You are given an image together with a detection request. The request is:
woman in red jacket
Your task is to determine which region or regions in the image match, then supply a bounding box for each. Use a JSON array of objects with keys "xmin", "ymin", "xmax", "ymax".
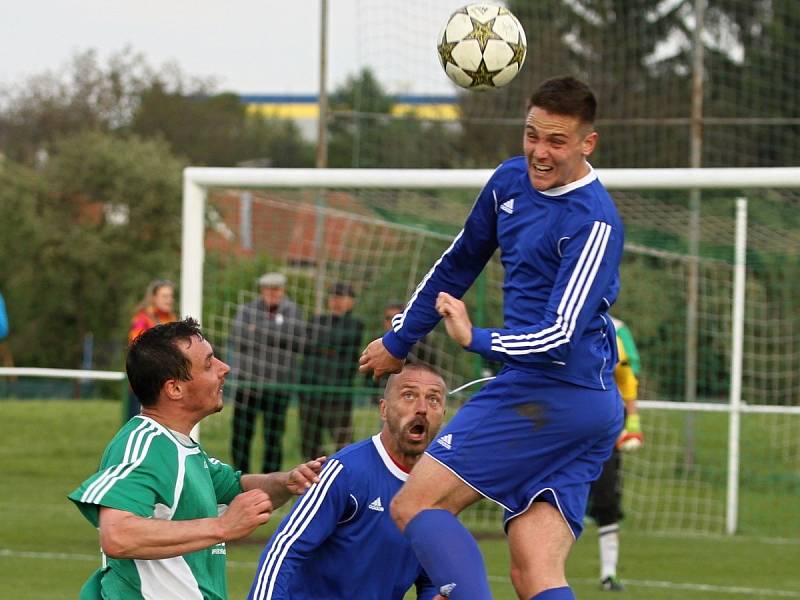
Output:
[
  {"xmin": 126, "ymin": 280, "xmax": 177, "ymax": 419},
  {"xmin": 128, "ymin": 279, "xmax": 177, "ymax": 344}
]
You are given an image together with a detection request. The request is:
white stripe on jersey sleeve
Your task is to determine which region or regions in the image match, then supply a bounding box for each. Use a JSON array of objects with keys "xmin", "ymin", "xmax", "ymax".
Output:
[
  {"xmin": 251, "ymin": 459, "xmax": 345, "ymax": 599},
  {"xmin": 490, "ymin": 221, "xmax": 611, "ymax": 355},
  {"xmin": 81, "ymin": 420, "xmax": 161, "ymax": 505}
]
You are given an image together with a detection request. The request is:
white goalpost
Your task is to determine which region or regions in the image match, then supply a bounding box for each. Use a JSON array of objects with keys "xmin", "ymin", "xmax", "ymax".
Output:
[{"xmin": 182, "ymin": 166, "xmax": 800, "ymax": 538}]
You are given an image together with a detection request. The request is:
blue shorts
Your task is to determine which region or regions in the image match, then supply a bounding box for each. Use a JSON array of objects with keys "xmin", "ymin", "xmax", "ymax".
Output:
[{"xmin": 426, "ymin": 368, "xmax": 623, "ymax": 538}]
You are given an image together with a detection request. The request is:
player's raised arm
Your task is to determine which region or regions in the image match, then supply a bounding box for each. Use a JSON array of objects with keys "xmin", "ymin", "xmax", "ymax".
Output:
[{"xmin": 363, "ymin": 175, "xmax": 501, "ymax": 378}]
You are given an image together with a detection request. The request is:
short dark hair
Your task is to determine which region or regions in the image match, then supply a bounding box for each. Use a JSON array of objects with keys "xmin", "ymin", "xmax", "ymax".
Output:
[
  {"xmin": 527, "ymin": 76, "xmax": 597, "ymax": 125},
  {"xmin": 384, "ymin": 362, "xmax": 447, "ymax": 398},
  {"xmin": 384, "ymin": 300, "xmax": 404, "ymax": 311},
  {"xmin": 126, "ymin": 317, "xmax": 203, "ymax": 407}
]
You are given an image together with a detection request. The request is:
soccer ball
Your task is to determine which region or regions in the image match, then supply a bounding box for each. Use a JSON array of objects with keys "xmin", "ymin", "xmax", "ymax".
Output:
[{"xmin": 437, "ymin": 4, "xmax": 527, "ymax": 91}]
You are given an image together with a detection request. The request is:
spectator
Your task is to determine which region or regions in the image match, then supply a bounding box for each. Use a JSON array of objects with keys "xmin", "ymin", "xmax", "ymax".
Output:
[
  {"xmin": 230, "ymin": 272, "xmax": 305, "ymax": 473},
  {"xmin": 299, "ymin": 282, "xmax": 364, "ymax": 459},
  {"xmin": 126, "ymin": 279, "xmax": 177, "ymax": 419},
  {"xmin": 0, "ymin": 290, "xmax": 13, "ymax": 370}
]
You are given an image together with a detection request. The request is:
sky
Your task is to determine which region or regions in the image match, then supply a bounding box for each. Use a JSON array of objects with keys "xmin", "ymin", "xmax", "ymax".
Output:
[{"xmin": 0, "ymin": 0, "xmax": 469, "ymax": 96}]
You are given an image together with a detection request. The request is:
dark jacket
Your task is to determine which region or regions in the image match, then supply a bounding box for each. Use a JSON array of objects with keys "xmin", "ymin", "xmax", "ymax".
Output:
[{"xmin": 231, "ymin": 296, "xmax": 305, "ymax": 386}]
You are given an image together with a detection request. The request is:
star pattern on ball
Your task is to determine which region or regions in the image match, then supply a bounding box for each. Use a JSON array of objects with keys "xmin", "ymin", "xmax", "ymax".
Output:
[
  {"xmin": 463, "ymin": 60, "xmax": 502, "ymax": 89},
  {"xmin": 465, "ymin": 17, "xmax": 501, "ymax": 51},
  {"xmin": 437, "ymin": 39, "xmax": 459, "ymax": 67},
  {"xmin": 509, "ymin": 39, "xmax": 526, "ymax": 67}
]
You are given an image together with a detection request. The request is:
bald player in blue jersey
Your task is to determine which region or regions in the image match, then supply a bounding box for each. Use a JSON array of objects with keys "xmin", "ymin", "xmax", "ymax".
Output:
[
  {"xmin": 248, "ymin": 363, "xmax": 448, "ymax": 600},
  {"xmin": 360, "ymin": 76, "xmax": 625, "ymax": 600}
]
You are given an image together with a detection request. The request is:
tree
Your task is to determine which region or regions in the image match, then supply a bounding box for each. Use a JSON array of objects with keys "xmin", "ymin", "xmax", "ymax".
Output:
[
  {"xmin": 0, "ymin": 132, "xmax": 184, "ymax": 368},
  {"xmin": 131, "ymin": 85, "xmax": 314, "ymax": 167},
  {"xmin": 0, "ymin": 48, "xmax": 199, "ymax": 165},
  {"xmin": 705, "ymin": 0, "xmax": 800, "ymax": 166},
  {"xmin": 327, "ymin": 68, "xmax": 457, "ymax": 168},
  {"xmin": 0, "ymin": 47, "xmax": 314, "ymax": 169}
]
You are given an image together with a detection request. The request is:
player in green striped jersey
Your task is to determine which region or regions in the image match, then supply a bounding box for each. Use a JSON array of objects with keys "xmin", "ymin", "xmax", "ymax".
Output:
[{"xmin": 69, "ymin": 318, "xmax": 324, "ymax": 600}]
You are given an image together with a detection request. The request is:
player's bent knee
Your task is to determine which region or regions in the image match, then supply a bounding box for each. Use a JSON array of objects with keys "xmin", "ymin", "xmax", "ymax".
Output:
[{"xmin": 509, "ymin": 564, "xmax": 525, "ymax": 597}]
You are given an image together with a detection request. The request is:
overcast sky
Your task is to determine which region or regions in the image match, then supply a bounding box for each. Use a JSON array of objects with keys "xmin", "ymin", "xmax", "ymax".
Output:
[{"xmin": 1, "ymin": 0, "xmax": 469, "ymax": 96}]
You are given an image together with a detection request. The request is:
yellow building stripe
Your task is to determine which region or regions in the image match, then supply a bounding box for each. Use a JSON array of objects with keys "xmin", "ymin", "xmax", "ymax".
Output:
[{"xmin": 246, "ymin": 102, "xmax": 460, "ymax": 121}]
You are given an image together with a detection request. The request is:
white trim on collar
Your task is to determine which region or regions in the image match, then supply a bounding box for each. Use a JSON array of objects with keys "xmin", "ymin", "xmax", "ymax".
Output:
[
  {"xmin": 136, "ymin": 415, "xmax": 198, "ymax": 449},
  {"xmin": 539, "ymin": 163, "xmax": 597, "ymax": 197},
  {"xmin": 371, "ymin": 433, "xmax": 409, "ymax": 481}
]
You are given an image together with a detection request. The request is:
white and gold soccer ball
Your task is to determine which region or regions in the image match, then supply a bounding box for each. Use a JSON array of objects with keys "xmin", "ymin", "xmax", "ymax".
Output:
[{"xmin": 437, "ymin": 3, "xmax": 527, "ymax": 91}]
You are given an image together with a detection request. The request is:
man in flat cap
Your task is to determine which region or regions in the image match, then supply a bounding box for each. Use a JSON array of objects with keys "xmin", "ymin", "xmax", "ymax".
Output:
[
  {"xmin": 230, "ymin": 272, "xmax": 306, "ymax": 473},
  {"xmin": 299, "ymin": 282, "xmax": 365, "ymax": 459}
]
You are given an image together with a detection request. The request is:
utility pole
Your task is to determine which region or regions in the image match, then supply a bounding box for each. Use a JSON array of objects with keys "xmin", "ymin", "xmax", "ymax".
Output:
[
  {"xmin": 316, "ymin": 0, "xmax": 329, "ymax": 169},
  {"xmin": 314, "ymin": 0, "xmax": 330, "ymax": 314},
  {"xmin": 684, "ymin": 0, "xmax": 706, "ymax": 471}
]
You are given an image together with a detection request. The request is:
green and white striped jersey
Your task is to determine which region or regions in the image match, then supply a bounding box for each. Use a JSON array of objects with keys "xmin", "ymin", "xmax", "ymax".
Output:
[{"xmin": 69, "ymin": 416, "xmax": 242, "ymax": 600}]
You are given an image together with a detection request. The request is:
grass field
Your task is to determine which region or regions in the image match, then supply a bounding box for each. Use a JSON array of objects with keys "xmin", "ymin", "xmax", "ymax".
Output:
[{"xmin": 1, "ymin": 399, "xmax": 799, "ymax": 599}]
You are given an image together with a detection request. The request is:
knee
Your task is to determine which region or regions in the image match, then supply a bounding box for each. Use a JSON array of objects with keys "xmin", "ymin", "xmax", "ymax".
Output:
[
  {"xmin": 509, "ymin": 562, "xmax": 566, "ymax": 598},
  {"xmin": 509, "ymin": 564, "xmax": 526, "ymax": 597}
]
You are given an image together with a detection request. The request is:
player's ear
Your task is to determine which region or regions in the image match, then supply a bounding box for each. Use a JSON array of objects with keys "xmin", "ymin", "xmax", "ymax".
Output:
[
  {"xmin": 379, "ymin": 398, "xmax": 387, "ymax": 422},
  {"xmin": 582, "ymin": 130, "xmax": 598, "ymax": 157},
  {"xmin": 163, "ymin": 378, "xmax": 182, "ymax": 401}
]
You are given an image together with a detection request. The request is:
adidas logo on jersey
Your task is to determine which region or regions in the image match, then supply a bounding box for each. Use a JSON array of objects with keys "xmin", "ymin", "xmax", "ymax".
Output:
[
  {"xmin": 368, "ymin": 497, "xmax": 384, "ymax": 512},
  {"xmin": 436, "ymin": 434, "xmax": 452, "ymax": 450},
  {"xmin": 500, "ymin": 198, "xmax": 515, "ymax": 214}
]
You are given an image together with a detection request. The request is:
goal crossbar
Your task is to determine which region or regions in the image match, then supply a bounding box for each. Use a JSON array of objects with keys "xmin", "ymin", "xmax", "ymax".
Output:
[{"xmin": 184, "ymin": 166, "xmax": 800, "ymax": 190}]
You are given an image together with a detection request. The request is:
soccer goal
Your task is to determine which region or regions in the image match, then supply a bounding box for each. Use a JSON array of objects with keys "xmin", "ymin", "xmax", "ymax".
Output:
[{"xmin": 182, "ymin": 166, "xmax": 800, "ymax": 539}]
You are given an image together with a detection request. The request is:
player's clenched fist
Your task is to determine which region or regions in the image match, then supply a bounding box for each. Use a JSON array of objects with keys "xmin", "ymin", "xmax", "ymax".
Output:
[
  {"xmin": 219, "ymin": 489, "xmax": 273, "ymax": 541},
  {"xmin": 359, "ymin": 337, "xmax": 404, "ymax": 381},
  {"xmin": 435, "ymin": 292, "xmax": 473, "ymax": 347}
]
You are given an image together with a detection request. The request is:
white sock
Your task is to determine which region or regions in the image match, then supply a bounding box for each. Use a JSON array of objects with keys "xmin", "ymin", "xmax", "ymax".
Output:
[{"xmin": 598, "ymin": 523, "xmax": 620, "ymax": 579}]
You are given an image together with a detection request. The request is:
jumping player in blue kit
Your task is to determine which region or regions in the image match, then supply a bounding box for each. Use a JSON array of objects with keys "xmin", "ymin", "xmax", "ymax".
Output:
[{"xmin": 359, "ymin": 76, "xmax": 625, "ymax": 600}]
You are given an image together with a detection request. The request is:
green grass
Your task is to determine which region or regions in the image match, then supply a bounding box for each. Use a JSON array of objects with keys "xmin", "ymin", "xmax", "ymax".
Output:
[{"xmin": 1, "ymin": 399, "xmax": 799, "ymax": 599}]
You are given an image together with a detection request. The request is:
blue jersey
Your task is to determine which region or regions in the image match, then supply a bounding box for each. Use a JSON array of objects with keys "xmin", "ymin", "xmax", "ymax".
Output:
[
  {"xmin": 384, "ymin": 157, "xmax": 623, "ymax": 390},
  {"xmin": 0, "ymin": 292, "xmax": 8, "ymax": 340},
  {"xmin": 248, "ymin": 435, "xmax": 436, "ymax": 600}
]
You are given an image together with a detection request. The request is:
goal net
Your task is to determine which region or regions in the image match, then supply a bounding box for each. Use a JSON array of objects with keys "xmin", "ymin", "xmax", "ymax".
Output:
[{"xmin": 186, "ymin": 167, "xmax": 800, "ymax": 539}]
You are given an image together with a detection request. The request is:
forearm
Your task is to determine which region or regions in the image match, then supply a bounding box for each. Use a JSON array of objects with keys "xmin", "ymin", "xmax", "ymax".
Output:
[
  {"xmin": 466, "ymin": 325, "xmax": 567, "ymax": 365},
  {"xmin": 100, "ymin": 512, "xmax": 223, "ymax": 560},
  {"xmin": 241, "ymin": 473, "xmax": 292, "ymax": 508}
]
